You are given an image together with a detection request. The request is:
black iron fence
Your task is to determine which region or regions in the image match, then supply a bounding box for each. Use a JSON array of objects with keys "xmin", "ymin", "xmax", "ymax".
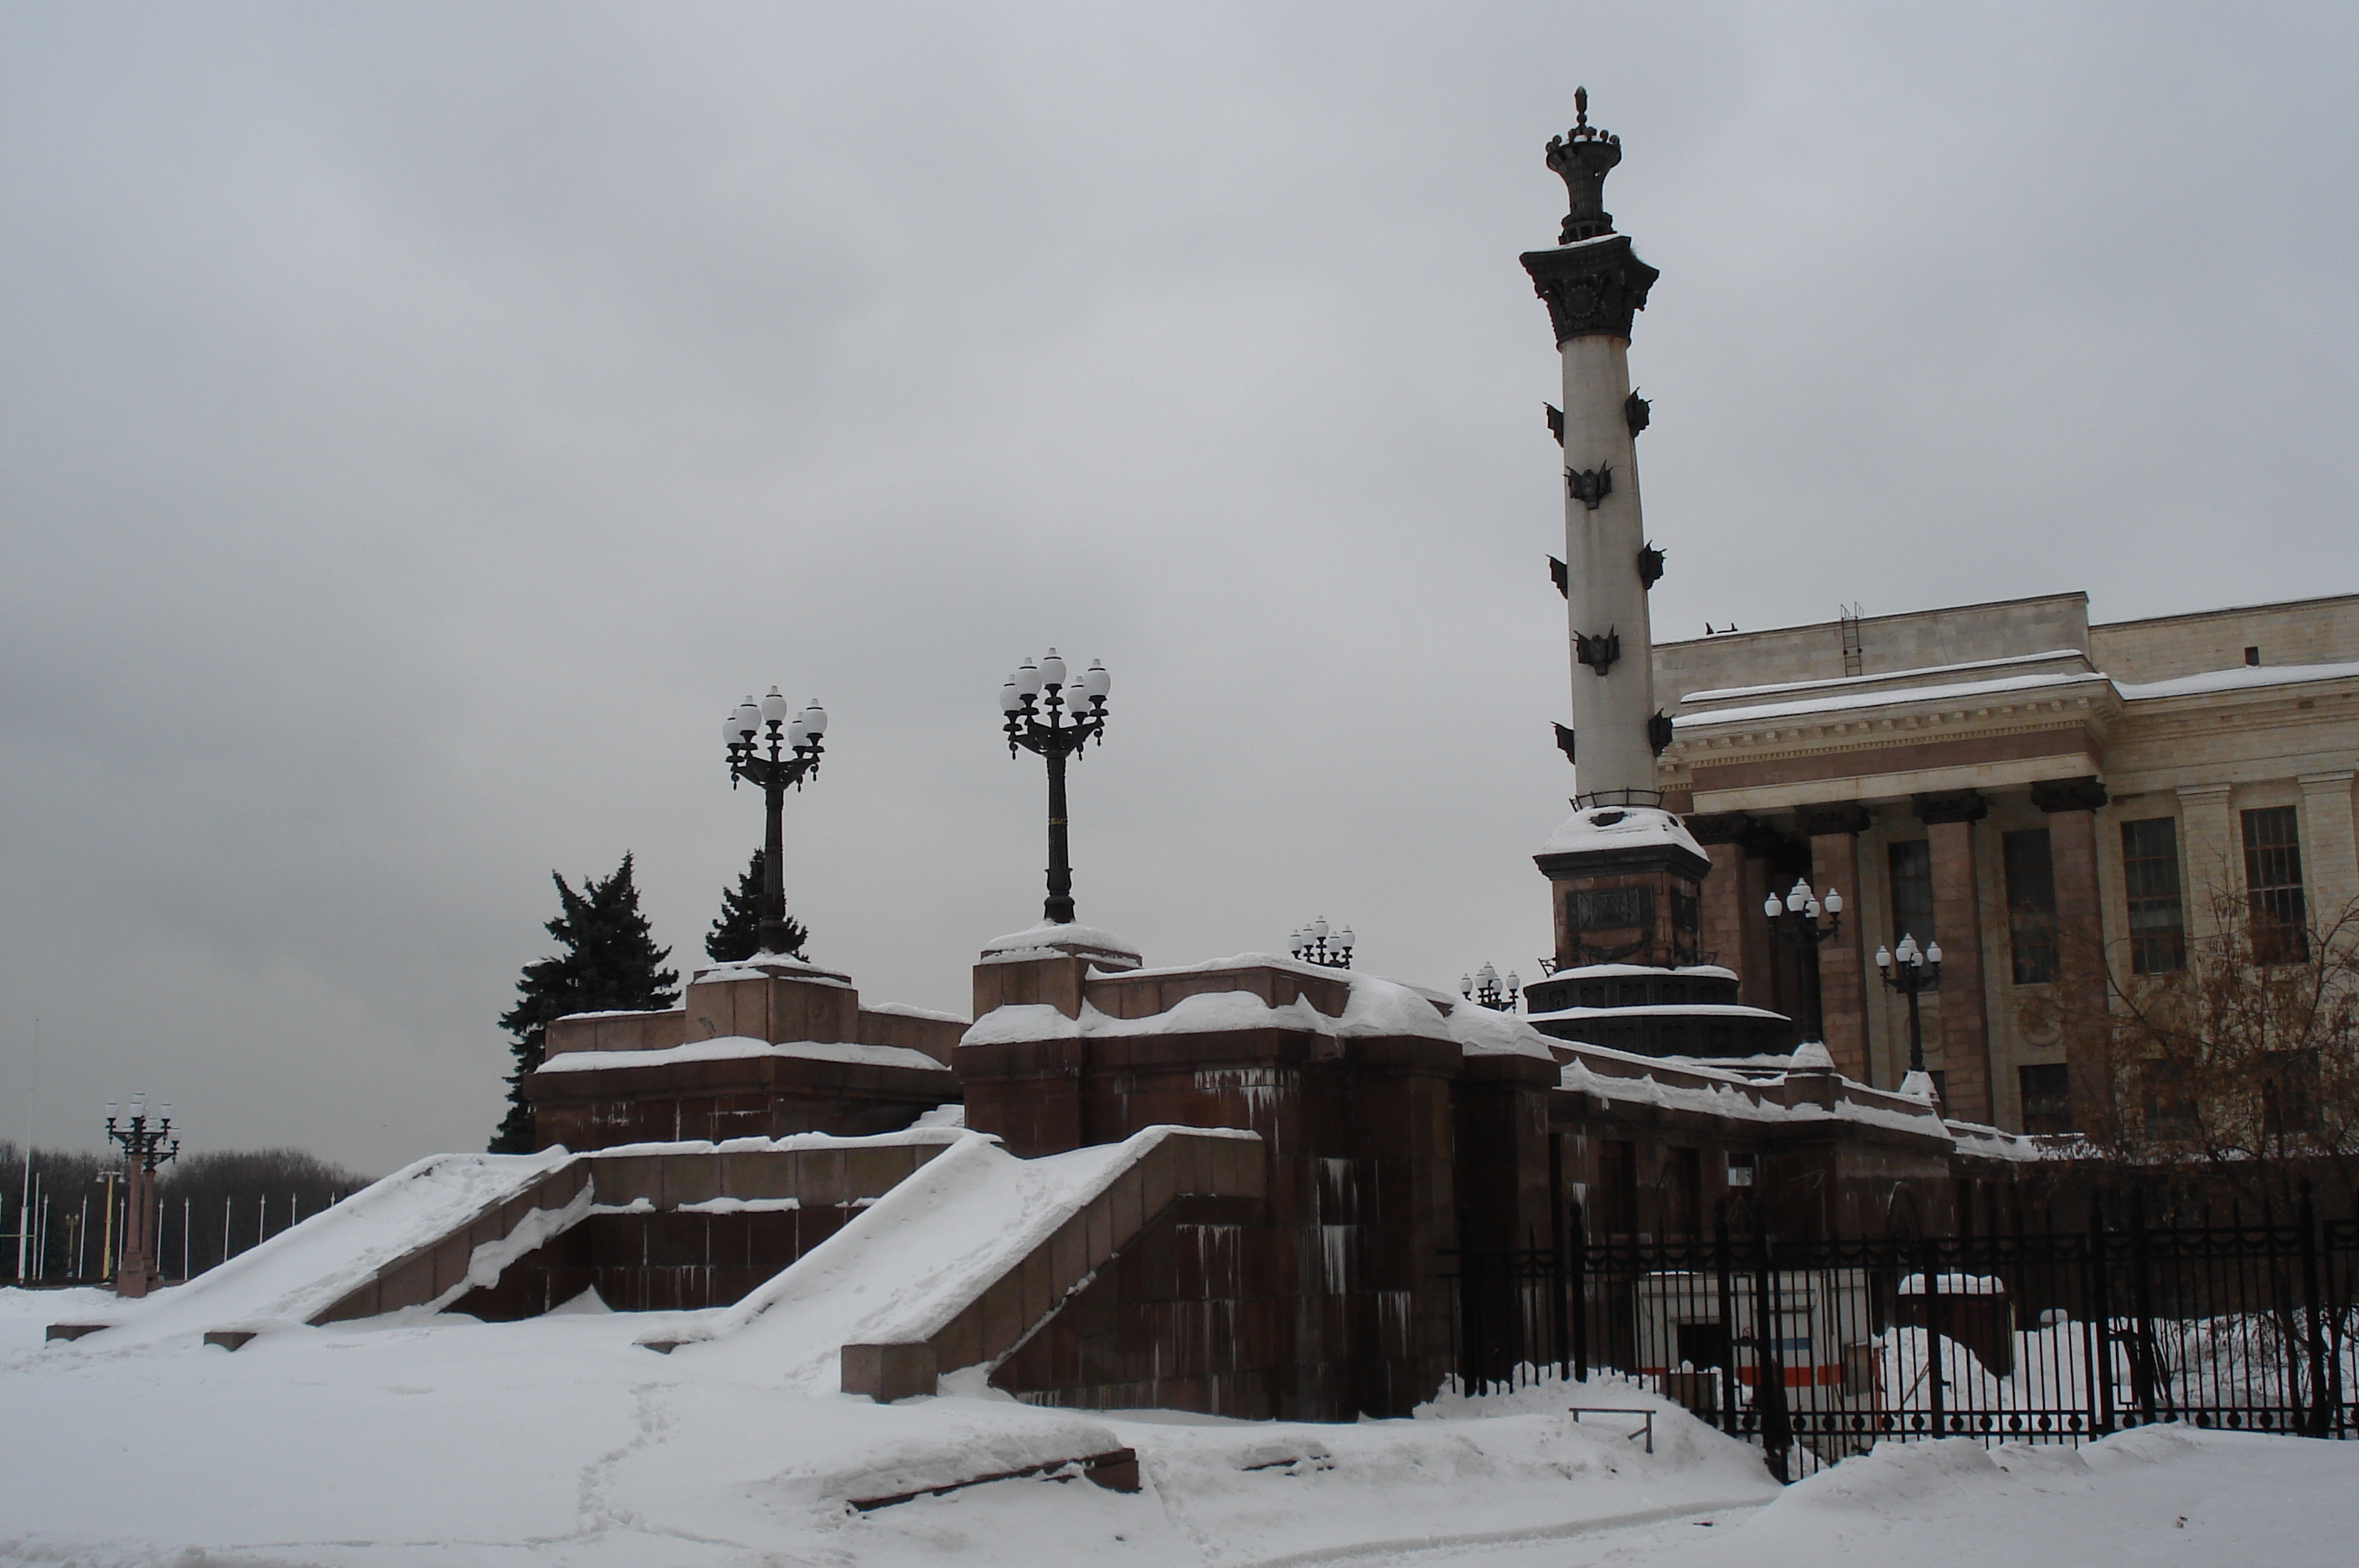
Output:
[{"xmin": 1444, "ymin": 1189, "xmax": 2359, "ymax": 1478}]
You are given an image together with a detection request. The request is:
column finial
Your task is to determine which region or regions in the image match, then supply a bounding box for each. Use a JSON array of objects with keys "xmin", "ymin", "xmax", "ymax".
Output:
[{"xmin": 1546, "ymin": 87, "xmax": 1623, "ymax": 245}]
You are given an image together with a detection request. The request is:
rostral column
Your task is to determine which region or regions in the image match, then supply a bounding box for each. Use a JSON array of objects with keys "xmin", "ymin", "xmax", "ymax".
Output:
[
  {"xmin": 1514, "ymin": 94, "xmax": 1779, "ymax": 1058},
  {"xmin": 1523, "ymin": 87, "xmax": 1663, "ymax": 802}
]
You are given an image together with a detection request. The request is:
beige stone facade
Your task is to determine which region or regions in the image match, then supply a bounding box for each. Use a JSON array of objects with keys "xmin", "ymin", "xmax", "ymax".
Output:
[{"xmin": 1653, "ymin": 591, "xmax": 2359, "ymax": 1131}]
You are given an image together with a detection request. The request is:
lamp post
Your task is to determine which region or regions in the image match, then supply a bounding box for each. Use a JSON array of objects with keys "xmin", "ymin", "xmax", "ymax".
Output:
[
  {"xmin": 724, "ymin": 687, "xmax": 828, "ymax": 957},
  {"xmin": 103, "ymin": 1096, "xmax": 178, "ymax": 1297},
  {"xmin": 1290, "ymin": 919, "xmax": 1354, "ymax": 969},
  {"xmin": 1462, "ymin": 962, "xmax": 1520, "ymax": 1012},
  {"xmin": 1873, "ymin": 932, "xmax": 1943, "ymax": 1077},
  {"xmin": 1763, "ymin": 877, "xmax": 1844, "ymax": 1045},
  {"xmin": 999, "ymin": 650, "xmax": 1110, "ymax": 926}
]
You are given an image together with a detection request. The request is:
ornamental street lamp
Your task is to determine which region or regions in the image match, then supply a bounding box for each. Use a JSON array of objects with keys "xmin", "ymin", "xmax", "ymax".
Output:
[
  {"xmin": 103, "ymin": 1096, "xmax": 178, "ymax": 1298},
  {"xmin": 1763, "ymin": 877, "xmax": 1844, "ymax": 1045},
  {"xmin": 725, "ymin": 687, "xmax": 828, "ymax": 957},
  {"xmin": 1874, "ymin": 932, "xmax": 1944, "ymax": 1078},
  {"xmin": 1290, "ymin": 918, "xmax": 1355, "ymax": 969},
  {"xmin": 1462, "ymin": 962, "xmax": 1520, "ymax": 1012},
  {"xmin": 999, "ymin": 650, "xmax": 1110, "ymax": 926}
]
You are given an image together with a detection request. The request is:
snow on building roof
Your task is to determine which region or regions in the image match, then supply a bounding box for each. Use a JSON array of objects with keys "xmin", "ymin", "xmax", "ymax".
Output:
[
  {"xmin": 1536, "ymin": 804, "xmax": 1706, "ymax": 860},
  {"xmin": 1680, "ymin": 649, "xmax": 2092, "ymax": 707},
  {"xmin": 2115, "ymin": 659, "xmax": 2359, "ymax": 700},
  {"xmin": 1670, "ymin": 669, "xmax": 2103, "ymax": 730},
  {"xmin": 535, "ymin": 1036, "xmax": 949, "ymax": 1075}
]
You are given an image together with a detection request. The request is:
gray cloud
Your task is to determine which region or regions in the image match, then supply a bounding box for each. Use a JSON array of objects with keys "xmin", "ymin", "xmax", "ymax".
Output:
[{"xmin": 4, "ymin": 2, "xmax": 2353, "ymax": 1170}]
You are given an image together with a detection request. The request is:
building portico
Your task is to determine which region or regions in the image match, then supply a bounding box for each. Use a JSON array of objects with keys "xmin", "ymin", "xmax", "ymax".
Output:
[{"xmin": 1656, "ymin": 592, "xmax": 2359, "ymax": 1130}]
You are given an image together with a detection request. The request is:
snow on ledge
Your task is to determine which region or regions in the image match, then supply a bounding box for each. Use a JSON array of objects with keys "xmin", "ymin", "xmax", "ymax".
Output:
[
  {"xmin": 1546, "ymin": 962, "xmax": 1737, "ymax": 982},
  {"xmin": 1682, "ymin": 648, "xmax": 2090, "ymax": 706},
  {"xmin": 859, "ymin": 1001, "xmax": 969, "ymax": 1024},
  {"xmin": 978, "ymin": 921, "xmax": 1143, "ymax": 965},
  {"xmin": 1671, "ymin": 669, "xmax": 2103, "ymax": 729},
  {"xmin": 1537, "ymin": 804, "xmax": 1705, "ymax": 861},
  {"xmin": 961, "ymin": 962, "xmax": 1558, "ymax": 1061},
  {"xmin": 690, "ymin": 952, "xmax": 853, "ymax": 988},
  {"xmin": 584, "ymin": 1126, "xmax": 977, "ymax": 1158},
  {"xmin": 2116, "ymin": 659, "xmax": 2359, "ymax": 700},
  {"xmin": 539, "ymin": 1036, "xmax": 948, "ymax": 1075}
]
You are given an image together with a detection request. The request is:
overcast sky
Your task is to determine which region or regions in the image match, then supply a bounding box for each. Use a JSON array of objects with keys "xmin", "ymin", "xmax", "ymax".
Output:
[{"xmin": 4, "ymin": 3, "xmax": 2353, "ymax": 1173}]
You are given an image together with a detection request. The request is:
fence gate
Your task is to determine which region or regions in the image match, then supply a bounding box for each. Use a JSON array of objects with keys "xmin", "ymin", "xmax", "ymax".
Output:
[{"xmin": 1443, "ymin": 1193, "xmax": 2358, "ymax": 1478}]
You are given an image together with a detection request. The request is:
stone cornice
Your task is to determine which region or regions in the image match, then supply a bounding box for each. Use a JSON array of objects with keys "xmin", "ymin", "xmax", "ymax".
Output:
[{"xmin": 1664, "ymin": 696, "xmax": 2109, "ymax": 771}]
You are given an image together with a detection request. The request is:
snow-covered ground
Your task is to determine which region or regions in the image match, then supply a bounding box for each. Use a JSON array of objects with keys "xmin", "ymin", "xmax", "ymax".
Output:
[{"xmin": 3, "ymin": 1282, "xmax": 2355, "ymax": 1566}]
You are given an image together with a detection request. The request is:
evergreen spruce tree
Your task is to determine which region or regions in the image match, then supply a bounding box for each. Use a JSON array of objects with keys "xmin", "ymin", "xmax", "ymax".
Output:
[
  {"xmin": 705, "ymin": 848, "xmax": 808, "ymax": 963},
  {"xmin": 489, "ymin": 854, "xmax": 679, "ymax": 1153}
]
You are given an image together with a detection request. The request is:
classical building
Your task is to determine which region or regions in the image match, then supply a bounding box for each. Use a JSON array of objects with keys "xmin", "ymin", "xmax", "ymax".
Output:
[{"xmin": 1654, "ymin": 591, "xmax": 2359, "ymax": 1131}]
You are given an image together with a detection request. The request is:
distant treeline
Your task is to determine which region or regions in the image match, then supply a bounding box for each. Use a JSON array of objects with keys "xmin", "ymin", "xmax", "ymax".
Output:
[{"xmin": 2, "ymin": 1143, "xmax": 374, "ymax": 1284}]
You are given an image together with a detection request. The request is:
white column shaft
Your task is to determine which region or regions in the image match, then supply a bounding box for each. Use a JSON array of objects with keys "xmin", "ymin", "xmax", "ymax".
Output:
[{"xmin": 1559, "ymin": 335, "xmax": 1655, "ymax": 798}]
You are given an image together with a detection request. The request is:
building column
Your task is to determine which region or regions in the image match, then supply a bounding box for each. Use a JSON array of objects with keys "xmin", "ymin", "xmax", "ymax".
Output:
[
  {"xmin": 2034, "ymin": 776, "xmax": 2111, "ymax": 1126},
  {"xmin": 1916, "ymin": 790, "xmax": 1993, "ymax": 1125},
  {"xmin": 2176, "ymin": 782, "xmax": 2237, "ymax": 945},
  {"xmin": 2298, "ymin": 771, "xmax": 2359, "ymax": 931},
  {"xmin": 1687, "ymin": 812, "xmax": 1755, "ymax": 983},
  {"xmin": 1798, "ymin": 803, "xmax": 1871, "ymax": 1083}
]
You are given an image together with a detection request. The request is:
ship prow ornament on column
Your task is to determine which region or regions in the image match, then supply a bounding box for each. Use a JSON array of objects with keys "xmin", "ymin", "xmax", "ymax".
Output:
[{"xmin": 1515, "ymin": 92, "xmax": 1791, "ymax": 1062}]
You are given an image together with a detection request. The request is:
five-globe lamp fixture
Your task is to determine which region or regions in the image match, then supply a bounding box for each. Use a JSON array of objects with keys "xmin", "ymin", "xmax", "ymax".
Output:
[
  {"xmin": 104, "ymin": 1096, "xmax": 179, "ymax": 1175},
  {"xmin": 104, "ymin": 1096, "xmax": 178, "ymax": 1297},
  {"xmin": 999, "ymin": 650, "xmax": 1111, "ymax": 926},
  {"xmin": 1874, "ymin": 932, "xmax": 1944, "ymax": 1077},
  {"xmin": 1763, "ymin": 877, "xmax": 1844, "ymax": 1045},
  {"xmin": 725, "ymin": 687, "xmax": 828, "ymax": 957},
  {"xmin": 1290, "ymin": 919, "xmax": 1354, "ymax": 970},
  {"xmin": 1462, "ymin": 962, "xmax": 1520, "ymax": 1013}
]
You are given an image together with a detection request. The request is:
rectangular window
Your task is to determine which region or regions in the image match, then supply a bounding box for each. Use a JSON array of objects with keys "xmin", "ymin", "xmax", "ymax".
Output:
[
  {"xmin": 2003, "ymin": 828, "xmax": 2058, "ymax": 984},
  {"xmin": 1668, "ymin": 1147, "xmax": 1702, "ymax": 1236},
  {"xmin": 2263, "ymin": 1050, "xmax": 2318, "ymax": 1138},
  {"xmin": 1888, "ymin": 839, "xmax": 1935, "ymax": 947},
  {"xmin": 2121, "ymin": 818, "xmax": 2186, "ymax": 975},
  {"xmin": 1597, "ymin": 1140, "xmax": 1637, "ymax": 1235},
  {"xmin": 2018, "ymin": 1064, "xmax": 2073, "ymax": 1135},
  {"xmin": 2242, "ymin": 806, "xmax": 2308, "ymax": 963},
  {"xmin": 2142, "ymin": 1060, "xmax": 2197, "ymax": 1140}
]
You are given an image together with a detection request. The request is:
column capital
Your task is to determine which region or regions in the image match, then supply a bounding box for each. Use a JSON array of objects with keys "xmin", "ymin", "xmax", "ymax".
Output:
[
  {"xmin": 1912, "ymin": 789, "xmax": 1988, "ymax": 826},
  {"xmin": 2031, "ymin": 776, "xmax": 2110, "ymax": 814},
  {"xmin": 1520, "ymin": 235, "xmax": 1659, "ymax": 344},
  {"xmin": 1795, "ymin": 802, "xmax": 1872, "ymax": 838},
  {"xmin": 2297, "ymin": 770, "xmax": 2357, "ymax": 789}
]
